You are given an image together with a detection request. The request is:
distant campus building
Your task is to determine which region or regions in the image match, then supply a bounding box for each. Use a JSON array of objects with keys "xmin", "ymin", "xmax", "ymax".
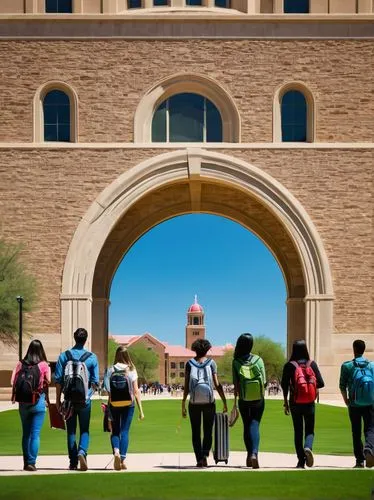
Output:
[
  {"xmin": 0, "ymin": 2, "xmax": 373, "ymax": 399},
  {"xmin": 111, "ymin": 297, "xmax": 233, "ymax": 384}
]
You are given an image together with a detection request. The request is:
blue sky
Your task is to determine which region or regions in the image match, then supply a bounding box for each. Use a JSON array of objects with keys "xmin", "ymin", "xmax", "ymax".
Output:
[{"xmin": 109, "ymin": 214, "xmax": 286, "ymax": 348}]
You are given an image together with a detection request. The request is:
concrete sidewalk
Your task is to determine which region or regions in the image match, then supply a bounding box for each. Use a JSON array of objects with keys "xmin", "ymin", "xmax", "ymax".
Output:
[{"xmin": 0, "ymin": 451, "xmax": 358, "ymax": 476}]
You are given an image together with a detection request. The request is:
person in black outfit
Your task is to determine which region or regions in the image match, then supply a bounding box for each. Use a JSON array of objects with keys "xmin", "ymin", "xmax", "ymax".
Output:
[{"xmin": 281, "ymin": 340, "xmax": 324, "ymax": 469}]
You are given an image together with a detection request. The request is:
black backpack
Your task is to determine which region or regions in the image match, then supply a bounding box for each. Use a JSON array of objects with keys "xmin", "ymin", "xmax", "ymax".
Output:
[
  {"xmin": 109, "ymin": 367, "xmax": 134, "ymax": 406},
  {"xmin": 12, "ymin": 361, "xmax": 42, "ymax": 404}
]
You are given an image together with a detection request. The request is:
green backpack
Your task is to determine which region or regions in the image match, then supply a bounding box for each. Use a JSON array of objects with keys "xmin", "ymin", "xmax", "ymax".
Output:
[{"xmin": 235, "ymin": 355, "xmax": 264, "ymax": 401}]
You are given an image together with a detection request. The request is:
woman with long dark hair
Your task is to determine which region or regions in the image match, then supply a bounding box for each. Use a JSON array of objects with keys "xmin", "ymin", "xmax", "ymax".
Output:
[
  {"xmin": 281, "ymin": 340, "xmax": 324, "ymax": 468},
  {"xmin": 182, "ymin": 338, "xmax": 227, "ymax": 467},
  {"xmin": 232, "ymin": 333, "xmax": 266, "ymax": 469},
  {"xmin": 11, "ymin": 339, "xmax": 51, "ymax": 471},
  {"xmin": 104, "ymin": 346, "xmax": 144, "ymax": 471}
]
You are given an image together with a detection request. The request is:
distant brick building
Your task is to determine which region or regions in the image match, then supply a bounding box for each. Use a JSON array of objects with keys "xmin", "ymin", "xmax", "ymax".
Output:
[{"xmin": 111, "ymin": 297, "xmax": 233, "ymax": 384}]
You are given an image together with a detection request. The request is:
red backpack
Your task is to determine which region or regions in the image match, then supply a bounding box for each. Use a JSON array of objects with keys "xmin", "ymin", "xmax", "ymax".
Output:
[{"xmin": 290, "ymin": 360, "xmax": 317, "ymax": 404}]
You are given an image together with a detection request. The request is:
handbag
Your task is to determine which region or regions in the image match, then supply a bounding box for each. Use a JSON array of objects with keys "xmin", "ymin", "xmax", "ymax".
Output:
[
  {"xmin": 101, "ymin": 403, "xmax": 112, "ymax": 432},
  {"xmin": 228, "ymin": 399, "xmax": 239, "ymax": 427}
]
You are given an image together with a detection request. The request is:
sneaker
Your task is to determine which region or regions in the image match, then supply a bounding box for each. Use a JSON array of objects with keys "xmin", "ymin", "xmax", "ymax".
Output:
[
  {"xmin": 121, "ymin": 461, "xmax": 127, "ymax": 470},
  {"xmin": 202, "ymin": 457, "xmax": 208, "ymax": 468},
  {"xmin": 114, "ymin": 452, "xmax": 121, "ymax": 471},
  {"xmin": 353, "ymin": 461, "xmax": 365, "ymax": 468},
  {"xmin": 304, "ymin": 448, "xmax": 314, "ymax": 468},
  {"xmin": 24, "ymin": 464, "xmax": 37, "ymax": 472},
  {"xmin": 251, "ymin": 454, "xmax": 259, "ymax": 469},
  {"xmin": 196, "ymin": 460, "xmax": 204, "ymax": 468},
  {"xmin": 69, "ymin": 464, "xmax": 78, "ymax": 470},
  {"xmin": 78, "ymin": 454, "xmax": 88, "ymax": 471},
  {"xmin": 296, "ymin": 461, "xmax": 305, "ymax": 469},
  {"xmin": 246, "ymin": 455, "xmax": 251, "ymax": 467},
  {"xmin": 364, "ymin": 449, "xmax": 374, "ymax": 468}
]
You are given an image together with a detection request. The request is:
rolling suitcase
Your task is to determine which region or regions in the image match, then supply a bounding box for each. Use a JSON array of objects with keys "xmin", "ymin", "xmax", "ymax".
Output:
[{"xmin": 213, "ymin": 412, "xmax": 229, "ymax": 464}]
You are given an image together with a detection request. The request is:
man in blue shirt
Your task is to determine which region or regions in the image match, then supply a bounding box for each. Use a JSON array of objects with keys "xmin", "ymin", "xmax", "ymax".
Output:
[
  {"xmin": 55, "ymin": 328, "xmax": 99, "ymax": 471},
  {"xmin": 339, "ymin": 339, "xmax": 374, "ymax": 468}
]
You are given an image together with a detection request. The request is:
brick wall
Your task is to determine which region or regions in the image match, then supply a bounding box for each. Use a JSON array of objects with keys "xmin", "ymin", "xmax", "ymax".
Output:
[{"xmin": 0, "ymin": 39, "xmax": 372, "ymax": 143}]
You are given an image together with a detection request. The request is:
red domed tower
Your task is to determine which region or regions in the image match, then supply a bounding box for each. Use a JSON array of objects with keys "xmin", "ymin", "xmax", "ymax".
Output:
[{"xmin": 185, "ymin": 295, "xmax": 205, "ymax": 350}]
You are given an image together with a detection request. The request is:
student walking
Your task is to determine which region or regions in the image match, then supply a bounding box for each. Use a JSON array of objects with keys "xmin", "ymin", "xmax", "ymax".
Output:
[
  {"xmin": 339, "ymin": 339, "xmax": 374, "ymax": 468},
  {"xmin": 182, "ymin": 338, "xmax": 227, "ymax": 467},
  {"xmin": 232, "ymin": 333, "xmax": 266, "ymax": 469},
  {"xmin": 104, "ymin": 346, "xmax": 144, "ymax": 471},
  {"xmin": 281, "ymin": 340, "xmax": 324, "ymax": 469},
  {"xmin": 55, "ymin": 328, "xmax": 99, "ymax": 471},
  {"xmin": 11, "ymin": 340, "xmax": 51, "ymax": 471}
]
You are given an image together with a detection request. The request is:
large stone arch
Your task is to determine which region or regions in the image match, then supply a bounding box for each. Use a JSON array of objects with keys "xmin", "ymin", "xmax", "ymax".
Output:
[{"xmin": 61, "ymin": 149, "xmax": 333, "ymax": 387}]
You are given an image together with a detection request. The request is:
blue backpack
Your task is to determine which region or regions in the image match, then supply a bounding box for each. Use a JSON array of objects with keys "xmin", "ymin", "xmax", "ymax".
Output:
[{"xmin": 351, "ymin": 360, "xmax": 374, "ymax": 406}]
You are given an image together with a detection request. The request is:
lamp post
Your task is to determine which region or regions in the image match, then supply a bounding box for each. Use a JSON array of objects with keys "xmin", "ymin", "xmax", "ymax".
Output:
[{"xmin": 16, "ymin": 296, "xmax": 24, "ymax": 361}]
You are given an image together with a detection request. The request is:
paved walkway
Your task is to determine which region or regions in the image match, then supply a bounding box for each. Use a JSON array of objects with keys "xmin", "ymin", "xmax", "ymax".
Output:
[{"xmin": 0, "ymin": 451, "xmax": 357, "ymax": 476}]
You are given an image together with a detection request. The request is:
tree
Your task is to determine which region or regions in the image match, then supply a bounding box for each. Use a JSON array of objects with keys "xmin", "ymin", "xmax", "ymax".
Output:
[
  {"xmin": 216, "ymin": 348, "xmax": 234, "ymax": 384},
  {"xmin": 127, "ymin": 343, "xmax": 159, "ymax": 383},
  {"xmin": 107, "ymin": 337, "xmax": 119, "ymax": 365},
  {"xmin": 0, "ymin": 238, "xmax": 37, "ymax": 344},
  {"xmin": 252, "ymin": 335, "xmax": 286, "ymax": 382}
]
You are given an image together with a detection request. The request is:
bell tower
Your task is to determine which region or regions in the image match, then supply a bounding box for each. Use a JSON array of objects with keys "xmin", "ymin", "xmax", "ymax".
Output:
[{"xmin": 185, "ymin": 295, "xmax": 205, "ymax": 350}]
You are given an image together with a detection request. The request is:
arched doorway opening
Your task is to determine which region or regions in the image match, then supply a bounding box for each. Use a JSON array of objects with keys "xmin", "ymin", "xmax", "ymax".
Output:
[{"xmin": 61, "ymin": 149, "xmax": 333, "ymax": 389}]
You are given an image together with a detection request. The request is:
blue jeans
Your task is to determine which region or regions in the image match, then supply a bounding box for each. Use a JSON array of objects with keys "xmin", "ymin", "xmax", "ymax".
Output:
[
  {"xmin": 110, "ymin": 405, "xmax": 135, "ymax": 460},
  {"xmin": 19, "ymin": 393, "xmax": 46, "ymax": 466},
  {"xmin": 238, "ymin": 398, "xmax": 265, "ymax": 456},
  {"xmin": 290, "ymin": 402, "xmax": 315, "ymax": 464},
  {"xmin": 66, "ymin": 400, "xmax": 91, "ymax": 468}
]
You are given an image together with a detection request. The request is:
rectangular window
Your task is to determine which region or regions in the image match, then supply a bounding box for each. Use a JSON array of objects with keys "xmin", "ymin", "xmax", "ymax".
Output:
[
  {"xmin": 186, "ymin": 0, "xmax": 202, "ymax": 4},
  {"xmin": 154, "ymin": 0, "xmax": 168, "ymax": 5},
  {"xmin": 169, "ymin": 93, "xmax": 204, "ymax": 142},
  {"xmin": 171, "ymin": 372, "xmax": 176, "ymax": 378},
  {"xmin": 180, "ymin": 362, "xmax": 185, "ymax": 369},
  {"xmin": 214, "ymin": 0, "xmax": 230, "ymax": 7},
  {"xmin": 179, "ymin": 372, "xmax": 185, "ymax": 378},
  {"xmin": 128, "ymin": 0, "xmax": 142, "ymax": 7},
  {"xmin": 171, "ymin": 362, "xmax": 176, "ymax": 369},
  {"xmin": 284, "ymin": 0, "xmax": 309, "ymax": 13},
  {"xmin": 45, "ymin": 0, "xmax": 72, "ymax": 12}
]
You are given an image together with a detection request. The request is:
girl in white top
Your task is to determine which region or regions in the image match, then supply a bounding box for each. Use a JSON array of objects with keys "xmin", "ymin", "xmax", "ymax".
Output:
[{"xmin": 104, "ymin": 346, "xmax": 144, "ymax": 470}]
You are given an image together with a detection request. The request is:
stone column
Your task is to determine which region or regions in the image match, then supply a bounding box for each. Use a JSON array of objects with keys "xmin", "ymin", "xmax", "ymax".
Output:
[
  {"xmin": 305, "ymin": 295, "xmax": 335, "ymax": 398},
  {"xmin": 357, "ymin": 0, "xmax": 372, "ymax": 12},
  {"xmin": 25, "ymin": 0, "xmax": 39, "ymax": 13},
  {"xmin": 91, "ymin": 298, "xmax": 110, "ymax": 375},
  {"xmin": 60, "ymin": 295, "xmax": 93, "ymax": 352},
  {"xmin": 286, "ymin": 298, "xmax": 305, "ymax": 357},
  {"xmin": 310, "ymin": 0, "xmax": 329, "ymax": 13},
  {"xmin": 273, "ymin": 0, "xmax": 283, "ymax": 13},
  {"xmin": 73, "ymin": 0, "xmax": 84, "ymax": 12},
  {"xmin": 102, "ymin": 0, "xmax": 118, "ymax": 13}
]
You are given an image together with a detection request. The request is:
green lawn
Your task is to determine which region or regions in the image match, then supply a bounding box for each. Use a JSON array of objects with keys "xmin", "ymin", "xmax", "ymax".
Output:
[
  {"xmin": 0, "ymin": 399, "xmax": 353, "ymax": 455},
  {"xmin": 0, "ymin": 471, "xmax": 373, "ymax": 500}
]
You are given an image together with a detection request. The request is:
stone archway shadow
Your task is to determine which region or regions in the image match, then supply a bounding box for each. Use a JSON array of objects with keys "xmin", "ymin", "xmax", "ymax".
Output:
[{"xmin": 60, "ymin": 149, "xmax": 334, "ymax": 391}]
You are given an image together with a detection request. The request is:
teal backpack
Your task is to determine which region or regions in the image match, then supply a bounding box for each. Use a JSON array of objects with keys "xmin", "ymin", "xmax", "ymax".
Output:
[
  {"xmin": 234, "ymin": 355, "xmax": 264, "ymax": 402},
  {"xmin": 351, "ymin": 360, "xmax": 374, "ymax": 406}
]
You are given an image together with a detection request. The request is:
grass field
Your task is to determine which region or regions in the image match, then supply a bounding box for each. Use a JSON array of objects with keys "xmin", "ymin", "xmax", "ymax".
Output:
[
  {"xmin": 0, "ymin": 471, "xmax": 373, "ymax": 500},
  {"xmin": 0, "ymin": 399, "xmax": 353, "ymax": 455}
]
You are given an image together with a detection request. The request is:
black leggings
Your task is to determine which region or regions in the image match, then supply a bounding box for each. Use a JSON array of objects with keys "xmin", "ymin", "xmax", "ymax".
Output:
[{"xmin": 188, "ymin": 402, "xmax": 216, "ymax": 462}]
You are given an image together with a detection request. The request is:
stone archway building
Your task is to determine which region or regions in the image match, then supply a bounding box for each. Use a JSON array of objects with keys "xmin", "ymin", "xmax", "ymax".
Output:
[{"xmin": 0, "ymin": 4, "xmax": 373, "ymax": 399}]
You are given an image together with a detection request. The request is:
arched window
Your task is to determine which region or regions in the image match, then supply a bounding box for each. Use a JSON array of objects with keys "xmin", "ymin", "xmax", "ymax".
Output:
[
  {"xmin": 152, "ymin": 93, "xmax": 223, "ymax": 142},
  {"xmin": 45, "ymin": 0, "xmax": 72, "ymax": 12},
  {"xmin": 43, "ymin": 90, "xmax": 71, "ymax": 142},
  {"xmin": 281, "ymin": 90, "xmax": 307, "ymax": 142},
  {"xmin": 284, "ymin": 0, "xmax": 309, "ymax": 13},
  {"xmin": 193, "ymin": 317, "xmax": 199, "ymax": 325}
]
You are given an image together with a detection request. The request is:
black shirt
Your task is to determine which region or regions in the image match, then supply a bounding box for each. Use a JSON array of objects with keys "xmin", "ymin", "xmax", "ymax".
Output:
[{"xmin": 281, "ymin": 359, "xmax": 325, "ymax": 404}]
